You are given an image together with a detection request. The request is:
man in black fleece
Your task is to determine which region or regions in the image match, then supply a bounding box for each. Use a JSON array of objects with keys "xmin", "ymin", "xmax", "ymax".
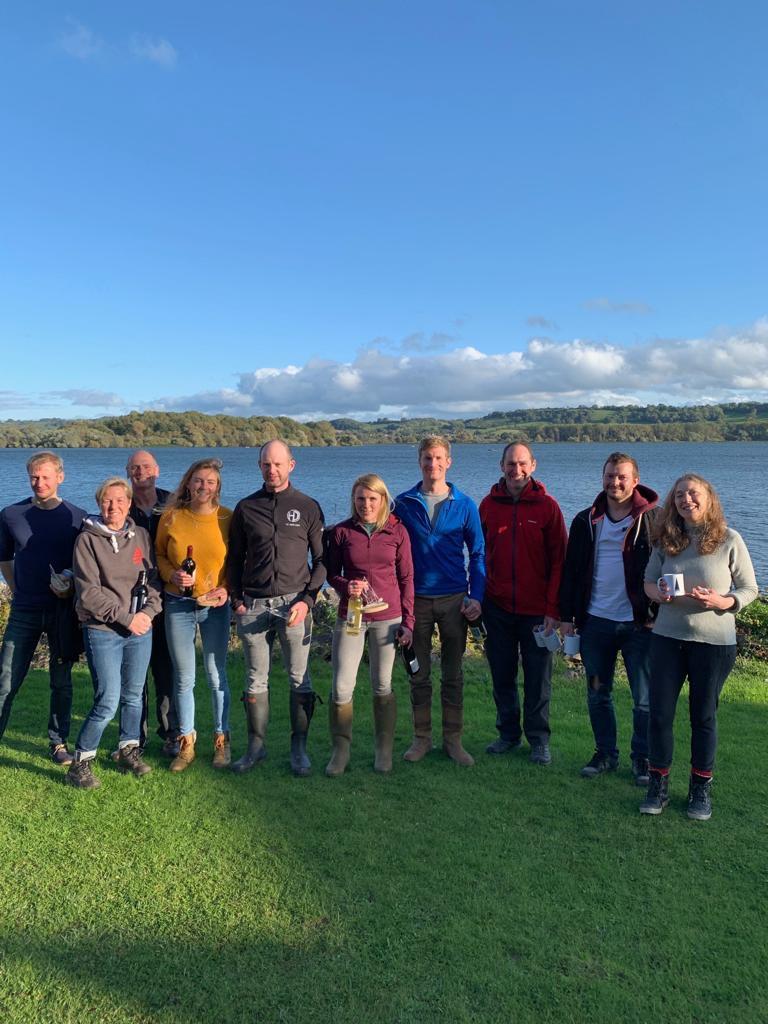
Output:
[
  {"xmin": 560, "ymin": 452, "xmax": 659, "ymax": 785},
  {"xmin": 226, "ymin": 440, "xmax": 326, "ymax": 777}
]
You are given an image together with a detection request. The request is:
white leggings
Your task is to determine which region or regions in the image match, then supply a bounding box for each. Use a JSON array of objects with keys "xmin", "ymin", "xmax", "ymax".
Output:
[{"xmin": 331, "ymin": 617, "xmax": 402, "ymax": 704}]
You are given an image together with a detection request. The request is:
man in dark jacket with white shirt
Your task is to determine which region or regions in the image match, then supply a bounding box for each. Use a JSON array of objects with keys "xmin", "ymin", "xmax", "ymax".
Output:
[{"xmin": 560, "ymin": 452, "xmax": 658, "ymax": 785}]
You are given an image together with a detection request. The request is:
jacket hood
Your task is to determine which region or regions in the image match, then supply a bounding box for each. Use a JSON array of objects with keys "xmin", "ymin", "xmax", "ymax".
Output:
[
  {"xmin": 590, "ymin": 482, "xmax": 658, "ymax": 522},
  {"xmin": 486, "ymin": 477, "xmax": 550, "ymax": 503},
  {"xmin": 81, "ymin": 515, "xmax": 138, "ymax": 552}
]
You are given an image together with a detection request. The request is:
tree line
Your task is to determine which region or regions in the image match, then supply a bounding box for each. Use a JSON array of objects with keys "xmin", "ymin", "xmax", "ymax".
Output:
[{"xmin": 1, "ymin": 403, "xmax": 767, "ymax": 448}]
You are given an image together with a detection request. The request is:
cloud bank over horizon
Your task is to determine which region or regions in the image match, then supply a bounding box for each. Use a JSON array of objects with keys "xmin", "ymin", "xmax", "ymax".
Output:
[
  {"xmin": 7, "ymin": 319, "xmax": 768, "ymax": 422},
  {"xmin": 148, "ymin": 318, "xmax": 768, "ymax": 420}
]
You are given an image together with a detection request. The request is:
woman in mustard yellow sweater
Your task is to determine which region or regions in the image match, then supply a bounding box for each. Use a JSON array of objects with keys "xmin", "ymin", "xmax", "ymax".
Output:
[{"xmin": 155, "ymin": 459, "xmax": 232, "ymax": 771}]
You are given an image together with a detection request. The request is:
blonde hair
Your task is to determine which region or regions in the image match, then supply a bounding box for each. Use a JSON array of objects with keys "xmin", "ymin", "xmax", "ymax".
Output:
[
  {"xmin": 653, "ymin": 473, "xmax": 727, "ymax": 556},
  {"xmin": 350, "ymin": 474, "xmax": 393, "ymax": 531},
  {"xmin": 27, "ymin": 451, "xmax": 64, "ymax": 474},
  {"xmin": 95, "ymin": 476, "xmax": 132, "ymax": 505},
  {"xmin": 418, "ymin": 435, "xmax": 451, "ymax": 458},
  {"xmin": 167, "ymin": 459, "xmax": 223, "ymax": 511}
]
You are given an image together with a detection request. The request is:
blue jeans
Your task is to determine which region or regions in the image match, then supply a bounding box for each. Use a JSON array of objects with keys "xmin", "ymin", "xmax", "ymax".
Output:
[
  {"xmin": 0, "ymin": 604, "xmax": 74, "ymax": 746},
  {"xmin": 165, "ymin": 596, "xmax": 231, "ymax": 736},
  {"xmin": 235, "ymin": 594, "xmax": 313, "ymax": 695},
  {"xmin": 483, "ymin": 600, "xmax": 553, "ymax": 744},
  {"xmin": 580, "ymin": 615, "xmax": 651, "ymax": 760},
  {"xmin": 76, "ymin": 627, "xmax": 152, "ymax": 756}
]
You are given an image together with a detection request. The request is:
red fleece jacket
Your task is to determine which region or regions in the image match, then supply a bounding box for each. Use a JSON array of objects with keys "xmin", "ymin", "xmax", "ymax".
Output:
[{"xmin": 479, "ymin": 478, "xmax": 567, "ymax": 619}]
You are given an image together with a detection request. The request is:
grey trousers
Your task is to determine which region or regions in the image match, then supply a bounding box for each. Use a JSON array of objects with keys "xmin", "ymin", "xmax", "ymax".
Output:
[
  {"xmin": 331, "ymin": 617, "xmax": 401, "ymax": 704},
  {"xmin": 236, "ymin": 594, "xmax": 313, "ymax": 695}
]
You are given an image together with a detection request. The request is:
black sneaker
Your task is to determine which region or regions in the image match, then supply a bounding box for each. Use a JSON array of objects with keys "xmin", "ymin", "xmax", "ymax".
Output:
[
  {"xmin": 687, "ymin": 777, "xmax": 712, "ymax": 821},
  {"xmin": 580, "ymin": 751, "xmax": 618, "ymax": 778},
  {"xmin": 116, "ymin": 745, "xmax": 153, "ymax": 777},
  {"xmin": 631, "ymin": 756, "xmax": 650, "ymax": 787},
  {"xmin": 64, "ymin": 758, "xmax": 101, "ymax": 790},
  {"xmin": 485, "ymin": 737, "xmax": 522, "ymax": 755},
  {"xmin": 529, "ymin": 743, "xmax": 552, "ymax": 765},
  {"xmin": 50, "ymin": 743, "xmax": 74, "ymax": 766},
  {"xmin": 639, "ymin": 771, "xmax": 669, "ymax": 815}
]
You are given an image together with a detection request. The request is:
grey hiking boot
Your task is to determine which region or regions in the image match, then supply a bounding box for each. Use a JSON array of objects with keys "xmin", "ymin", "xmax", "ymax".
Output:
[
  {"xmin": 581, "ymin": 751, "xmax": 619, "ymax": 778},
  {"xmin": 485, "ymin": 737, "xmax": 522, "ymax": 755},
  {"xmin": 687, "ymin": 776, "xmax": 712, "ymax": 821},
  {"xmin": 631, "ymin": 756, "xmax": 650, "ymax": 787},
  {"xmin": 639, "ymin": 770, "xmax": 669, "ymax": 815},
  {"xmin": 529, "ymin": 743, "xmax": 552, "ymax": 765}
]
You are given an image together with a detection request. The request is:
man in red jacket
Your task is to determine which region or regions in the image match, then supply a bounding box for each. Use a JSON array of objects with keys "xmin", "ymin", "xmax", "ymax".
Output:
[{"xmin": 479, "ymin": 442, "xmax": 567, "ymax": 765}]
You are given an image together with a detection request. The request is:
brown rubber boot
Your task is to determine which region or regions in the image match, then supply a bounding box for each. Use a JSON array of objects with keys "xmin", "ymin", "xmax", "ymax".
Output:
[
  {"xmin": 325, "ymin": 701, "xmax": 353, "ymax": 777},
  {"xmin": 372, "ymin": 692, "xmax": 397, "ymax": 773},
  {"xmin": 441, "ymin": 702, "xmax": 474, "ymax": 766},
  {"xmin": 403, "ymin": 702, "xmax": 433, "ymax": 762},
  {"xmin": 212, "ymin": 731, "xmax": 231, "ymax": 769},
  {"xmin": 169, "ymin": 732, "xmax": 196, "ymax": 773}
]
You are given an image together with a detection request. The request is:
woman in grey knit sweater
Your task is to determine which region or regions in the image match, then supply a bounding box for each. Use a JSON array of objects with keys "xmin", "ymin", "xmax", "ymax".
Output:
[{"xmin": 640, "ymin": 474, "xmax": 758, "ymax": 821}]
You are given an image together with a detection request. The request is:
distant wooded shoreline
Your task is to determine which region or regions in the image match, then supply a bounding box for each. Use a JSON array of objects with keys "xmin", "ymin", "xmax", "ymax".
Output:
[{"xmin": 1, "ymin": 402, "xmax": 767, "ymax": 448}]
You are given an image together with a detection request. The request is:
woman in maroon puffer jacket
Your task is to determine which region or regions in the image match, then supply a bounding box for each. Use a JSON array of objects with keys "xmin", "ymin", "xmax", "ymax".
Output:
[{"xmin": 324, "ymin": 473, "xmax": 414, "ymax": 777}]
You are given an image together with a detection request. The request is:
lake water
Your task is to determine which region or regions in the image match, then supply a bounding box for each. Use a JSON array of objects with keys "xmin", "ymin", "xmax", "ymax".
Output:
[{"xmin": 1, "ymin": 442, "xmax": 765, "ymax": 586}]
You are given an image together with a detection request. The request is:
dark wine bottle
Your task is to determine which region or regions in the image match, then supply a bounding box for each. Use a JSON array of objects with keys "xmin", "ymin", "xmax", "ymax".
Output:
[
  {"xmin": 400, "ymin": 643, "xmax": 419, "ymax": 676},
  {"xmin": 129, "ymin": 570, "xmax": 149, "ymax": 614},
  {"xmin": 180, "ymin": 545, "xmax": 196, "ymax": 597}
]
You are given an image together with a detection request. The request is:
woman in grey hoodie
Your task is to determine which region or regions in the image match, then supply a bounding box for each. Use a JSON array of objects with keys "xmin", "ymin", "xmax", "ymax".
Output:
[{"xmin": 65, "ymin": 476, "xmax": 162, "ymax": 789}]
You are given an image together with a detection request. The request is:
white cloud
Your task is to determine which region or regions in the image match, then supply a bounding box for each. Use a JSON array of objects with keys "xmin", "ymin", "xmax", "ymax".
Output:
[
  {"xmin": 58, "ymin": 20, "xmax": 103, "ymax": 60},
  {"xmin": 526, "ymin": 315, "xmax": 558, "ymax": 330},
  {"xmin": 130, "ymin": 35, "xmax": 178, "ymax": 69},
  {"xmin": 584, "ymin": 297, "xmax": 654, "ymax": 315},
  {"xmin": 49, "ymin": 389, "xmax": 126, "ymax": 408},
  {"xmin": 149, "ymin": 318, "xmax": 768, "ymax": 420}
]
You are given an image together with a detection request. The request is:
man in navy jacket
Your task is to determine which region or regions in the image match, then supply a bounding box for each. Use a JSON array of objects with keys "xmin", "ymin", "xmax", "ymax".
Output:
[
  {"xmin": 394, "ymin": 436, "xmax": 485, "ymax": 766},
  {"xmin": 0, "ymin": 452, "xmax": 86, "ymax": 764}
]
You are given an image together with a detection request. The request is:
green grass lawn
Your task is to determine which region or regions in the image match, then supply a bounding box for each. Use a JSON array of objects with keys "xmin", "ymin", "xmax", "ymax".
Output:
[{"xmin": 0, "ymin": 648, "xmax": 766, "ymax": 1024}]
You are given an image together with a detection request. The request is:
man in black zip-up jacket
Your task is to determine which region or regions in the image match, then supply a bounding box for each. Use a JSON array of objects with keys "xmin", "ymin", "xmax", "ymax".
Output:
[
  {"xmin": 226, "ymin": 441, "xmax": 326, "ymax": 777},
  {"xmin": 560, "ymin": 453, "xmax": 658, "ymax": 785}
]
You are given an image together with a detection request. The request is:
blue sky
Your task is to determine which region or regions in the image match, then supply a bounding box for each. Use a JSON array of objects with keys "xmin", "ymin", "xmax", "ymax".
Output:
[{"xmin": 2, "ymin": 1, "xmax": 767, "ymax": 421}]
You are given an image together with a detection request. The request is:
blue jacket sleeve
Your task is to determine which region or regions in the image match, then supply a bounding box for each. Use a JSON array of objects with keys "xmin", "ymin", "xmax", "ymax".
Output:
[{"xmin": 463, "ymin": 500, "xmax": 486, "ymax": 603}]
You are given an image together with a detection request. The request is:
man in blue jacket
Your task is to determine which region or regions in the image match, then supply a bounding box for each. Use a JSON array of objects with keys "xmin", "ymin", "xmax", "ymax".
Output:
[{"xmin": 394, "ymin": 436, "xmax": 485, "ymax": 766}]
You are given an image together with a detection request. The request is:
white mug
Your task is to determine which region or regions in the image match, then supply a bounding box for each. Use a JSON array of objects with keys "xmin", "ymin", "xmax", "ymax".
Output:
[
  {"xmin": 543, "ymin": 630, "xmax": 562, "ymax": 653},
  {"xmin": 532, "ymin": 625, "xmax": 547, "ymax": 648},
  {"xmin": 658, "ymin": 573, "xmax": 685, "ymax": 597},
  {"xmin": 563, "ymin": 633, "xmax": 581, "ymax": 656}
]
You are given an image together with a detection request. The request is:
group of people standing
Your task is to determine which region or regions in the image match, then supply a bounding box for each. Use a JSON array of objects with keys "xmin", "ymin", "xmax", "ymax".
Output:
[{"xmin": 0, "ymin": 436, "xmax": 758, "ymax": 822}]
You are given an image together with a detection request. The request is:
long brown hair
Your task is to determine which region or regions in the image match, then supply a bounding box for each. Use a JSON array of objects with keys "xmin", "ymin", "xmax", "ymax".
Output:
[
  {"xmin": 653, "ymin": 473, "xmax": 727, "ymax": 556},
  {"xmin": 167, "ymin": 459, "xmax": 223, "ymax": 511}
]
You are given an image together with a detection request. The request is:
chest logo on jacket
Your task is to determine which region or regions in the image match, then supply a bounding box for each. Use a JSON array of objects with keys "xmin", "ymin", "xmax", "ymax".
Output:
[
  {"xmin": 286, "ymin": 509, "xmax": 301, "ymax": 525},
  {"xmin": 132, "ymin": 546, "xmax": 143, "ymax": 565}
]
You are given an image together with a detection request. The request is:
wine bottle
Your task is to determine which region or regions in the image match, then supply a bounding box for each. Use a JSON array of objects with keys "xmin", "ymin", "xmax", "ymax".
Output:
[
  {"xmin": 180, "ymin": 545, "xmax": 196, "ymax": 597},
  {"xmin": 129, "ymin": 570, "xmax": 149, "ymax": 614},
  {"xmin": 345, "ymin": 594, "xmax": 363, "ymax": 636},
  {"xmin": 463, "ymin": 596, "xmax": 487, "ymax": 641},
  {"xmin": 400, "ymin": 643, "xmax": 419, "ymax": 676}
]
